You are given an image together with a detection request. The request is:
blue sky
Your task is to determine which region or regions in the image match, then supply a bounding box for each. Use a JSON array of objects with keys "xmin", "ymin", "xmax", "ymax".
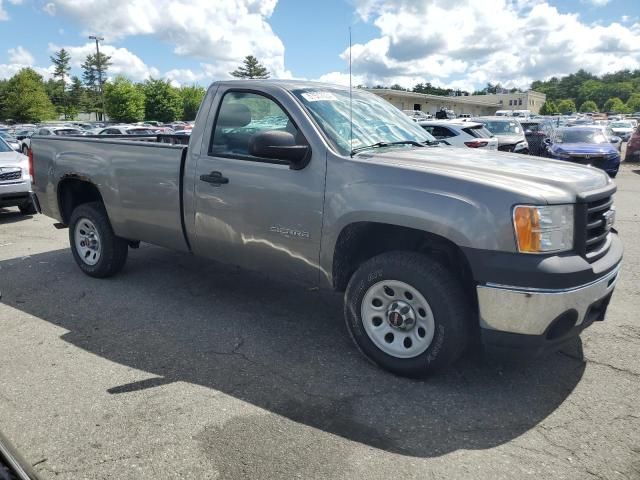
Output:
[{"xmin": 1, "ymin": 0, "xmax": 639, "ymax": 91}]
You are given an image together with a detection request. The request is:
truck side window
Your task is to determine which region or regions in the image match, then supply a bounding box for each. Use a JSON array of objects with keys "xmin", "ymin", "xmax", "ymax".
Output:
[{"xmin": 210, "ymin": 91, "xmax": 297, "ymax": 158}]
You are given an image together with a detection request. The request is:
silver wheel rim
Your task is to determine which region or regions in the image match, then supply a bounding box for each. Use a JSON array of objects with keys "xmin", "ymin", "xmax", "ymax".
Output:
[
  {"xmin": 74, "ymin": 218, "xmax": 102, "ymax": 266},
  {"xmin": 361, "ymin": 280, "xmax": 436, "ymax": 359}
]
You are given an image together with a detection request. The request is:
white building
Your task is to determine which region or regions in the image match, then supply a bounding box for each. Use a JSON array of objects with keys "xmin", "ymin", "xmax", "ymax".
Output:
[{"xmin": 368, "ymin": 89, "xmax": 546, "ymax": 116}]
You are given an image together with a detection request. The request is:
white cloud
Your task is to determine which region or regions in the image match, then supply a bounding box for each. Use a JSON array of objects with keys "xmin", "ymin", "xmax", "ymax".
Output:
[
  {"xmin": 48, "ymin": 42, "xmax": 160, "ymax": 81},
  {"xmin": 43, "ymin": 2, "xmax": 56, "ymax": 15},
  {"xmin": 0, "ymin": 64, "xmax": 53, "ymax": 80},
  {"xmin": 342, "ymin": 0, "xmax": 640, "ymax": 90},
  {"xmin": 43, "ymin": 0, "xmax": 291, "ymax": 78},
  {"xmin": 8, "ymin": 46, "xmax": 34, "ymax": 65}
]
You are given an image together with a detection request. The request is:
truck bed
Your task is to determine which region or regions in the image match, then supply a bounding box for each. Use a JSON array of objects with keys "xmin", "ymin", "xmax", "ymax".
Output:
[{"xmin": 32, "ymin": 136, "xmax": 190, "ymax": 252}]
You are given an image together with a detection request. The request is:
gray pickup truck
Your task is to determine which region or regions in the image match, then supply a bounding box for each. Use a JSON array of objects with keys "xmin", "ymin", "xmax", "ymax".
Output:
[{"xmin": 30, "ymin": 80, "xmax": 623, "ymax": 377}]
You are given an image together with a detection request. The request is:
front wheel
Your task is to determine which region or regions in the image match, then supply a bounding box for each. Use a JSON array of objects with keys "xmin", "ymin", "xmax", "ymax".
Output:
[
  {"xmin": 69, "ymin": 202, "xmax": 128, "ymax": 278},
  {"xmin": 344, "ymin": 251, "xmax": 471, "ymax": 377}
]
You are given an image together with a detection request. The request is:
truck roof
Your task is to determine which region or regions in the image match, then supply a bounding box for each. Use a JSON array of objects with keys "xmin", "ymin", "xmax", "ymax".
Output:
[{"xmin": 212, "ymin": 79, "xmax": 349, "ymax": 91}]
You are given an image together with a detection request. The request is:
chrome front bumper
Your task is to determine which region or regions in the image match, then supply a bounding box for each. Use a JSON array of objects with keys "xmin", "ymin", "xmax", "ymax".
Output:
[{"xmin": 477, "ymin": 264, "xmax": 621, "ymax": 336}]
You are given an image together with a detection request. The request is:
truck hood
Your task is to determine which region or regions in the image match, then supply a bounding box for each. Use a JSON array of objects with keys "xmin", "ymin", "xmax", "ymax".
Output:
[
  {"xmin": 358, "ymin": 146, "xmax": 610, "ymax": 204},
  {"xmin": 0, "ymin": 150, "xmax": 27, "ymax": 168}
]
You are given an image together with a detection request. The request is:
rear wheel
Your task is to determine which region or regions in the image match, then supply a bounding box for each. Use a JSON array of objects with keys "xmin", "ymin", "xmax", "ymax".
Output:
[
  {"xmin": 69, "ymin": 202, "xmax": 128, "ymax": 278},
  {"xmin": 344, "ymin": 251, "xmax": 471, "ymax": 377}
]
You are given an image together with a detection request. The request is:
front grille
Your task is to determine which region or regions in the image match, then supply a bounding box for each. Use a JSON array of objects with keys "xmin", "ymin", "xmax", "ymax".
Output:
[
  {"xmin": 569, "ymin": 155, "xmax": 606, "ymax": 169},
  {"xmin": 576, "ymin": 192, "xmax": 615, "ymax": 262},
  {"xmin": 0, "ymin": 170, "xmax": 21, "ymax": 182},
  {"xmin": 498, "ymin": 145, "xmax": 514, "ymax": 152}
]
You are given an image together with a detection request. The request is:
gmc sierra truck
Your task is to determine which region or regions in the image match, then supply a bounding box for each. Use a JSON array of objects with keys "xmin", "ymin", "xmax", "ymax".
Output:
[{"xmin": 30, "ymin": 80, "xmax": 622, "ymax": 377}]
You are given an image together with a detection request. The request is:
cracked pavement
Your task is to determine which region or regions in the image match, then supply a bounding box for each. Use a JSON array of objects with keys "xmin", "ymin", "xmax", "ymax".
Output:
[{"xmin": 0, "ymin": 164, "xmax": 639, "ymax": 479}]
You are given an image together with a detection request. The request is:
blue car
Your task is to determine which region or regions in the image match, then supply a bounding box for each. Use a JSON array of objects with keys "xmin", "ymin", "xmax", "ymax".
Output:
[{"xmin": 546, "ymin": 126, "xmax": 620, "ymax": 177}]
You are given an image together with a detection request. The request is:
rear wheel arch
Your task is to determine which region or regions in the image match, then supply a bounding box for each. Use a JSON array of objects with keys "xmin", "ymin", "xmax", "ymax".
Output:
[{"xmin": 57, "ymin": 177, "xmax": 105, "ymax": 225}]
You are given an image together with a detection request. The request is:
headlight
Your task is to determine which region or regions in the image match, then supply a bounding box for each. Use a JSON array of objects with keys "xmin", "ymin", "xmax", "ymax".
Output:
[
  {"xmin": 515, "ymin": 141, "xmax": 528, "ymax": 150},
  {"xmin": 513, "ymin": 205, "xmax": 574, "ymax": 253}
]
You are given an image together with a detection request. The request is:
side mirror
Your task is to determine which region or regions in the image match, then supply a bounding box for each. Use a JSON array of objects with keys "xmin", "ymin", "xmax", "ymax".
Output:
[
  {"xmin": 249, "ymin": 130, "xmax": 311, "ymax": 170},
  {"xmin": 524, "ymin": 129, "xmax": 532, "ymax": 135},
  {"xmin": 610, "ymin": 136, "xmax": 621, "ymax": 144}
]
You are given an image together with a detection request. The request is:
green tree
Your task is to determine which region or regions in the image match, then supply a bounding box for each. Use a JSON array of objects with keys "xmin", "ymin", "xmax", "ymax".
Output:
[
  {"xmin": 0, "ymin": 79, "xmax": 8, "ymax": 120},
  {"xmin": 81, "ymin": 52, "xmax": 112, "ymax": 120},
  {"xmin": 539, "ymin": 100, "xmax": 559, "ymax": 115},
  {"xmin": 3, "ymin": 68, "xmax": 56, "ymax": 122},
  {"xmin": 180, "ymin": 85, "xmax": 206, "ymax": 120},
  {"xmin": 579, "ymin": 100, "xmax": 598, "ymax": 113},
  {"xmin": 143, "ymin": 79, "xmax": 182, "ymax": 122},
  {"xmin": 603, "ymin": 97, "xmax": 626, "ymax": 113},
  {"xmin": 68, "ymin": 76, "xmax": 87, "ymax": 115},
  {"xmin": 626, "ymin": 93, "xmax": 640, "ymax": 113},
  {"xmin": 50, "ymin": 48, "xmax": 72, "ymax": 118},
  {"xmin": 556, "ymin": 99, "xmax": 576, "ymax": 114},
  {"xmin": 104, "ymin": 76, "xmax": 146, "ymax": 123},
  {"xmin": 230, "ymin": 55, "xmax": 270, "ymax": 79}
]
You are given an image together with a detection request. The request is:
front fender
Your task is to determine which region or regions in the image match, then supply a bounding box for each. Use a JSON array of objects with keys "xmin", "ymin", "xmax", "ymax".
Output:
[{"xmin": 319, "ymin": 177, "xmax": 516, "ymax": 287}]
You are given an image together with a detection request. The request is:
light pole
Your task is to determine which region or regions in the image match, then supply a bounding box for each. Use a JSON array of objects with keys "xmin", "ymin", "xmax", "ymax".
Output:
[{"xmin": 89, "ymin": 35, "xmax": 105, "ymax": 121}]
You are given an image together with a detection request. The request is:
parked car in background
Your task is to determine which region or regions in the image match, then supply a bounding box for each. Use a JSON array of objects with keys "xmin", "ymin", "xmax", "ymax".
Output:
[
  {"xmin": 546, "ymin": 126, "xmax": 620, "ymax": 177},
  {"xmin": 520, "ymin": 119, "xmax": 554, "ymax": 157},
  {"xmin": 403, "ymin": 110, "xmax": 433, "ymax": 121},
  {"xmin": 98, "ymin": 126, "xmax": 157, "ymax": 135},
  {"xmin": 21, "ymin": 126, "xmax": 84, "ymax": 154},
  {"xmin": 418, "ymin": 120, "xmax": 498, "ymax": 150},
  {"xmin": 173, "ymin": 129, "xmax": 192, "ymax": 136},
  {"xmin": 435, "ymin": 108, "xmax": 456, "ymax": 119},
  {"xmin": 13, "ymin": 128, "xmax": 34, "ymax": 141},
  {"xmin": 0, "ymin": 131, "xmax": 21, "ymax": 151},
  {"xmin": 0, "ymin": 136, "xmax": 36, "ymax": 215},
  {"xmin": 601, "ymin": 125, "xmax": 623, "ymax": 151},
  {"xmin": 472, "ymin": 117, "xmax": 529, "ymax": 153},
  {"xmin": 625, "ymin": 127, "xmax": 640, "ymax": 162},
  {"xmin": 568, "ymin": 118, "xmax": 595, "ymax": 126},
  {"xmin": 608, "ymin": 121, "xmax": 635, "ymax": 142}
]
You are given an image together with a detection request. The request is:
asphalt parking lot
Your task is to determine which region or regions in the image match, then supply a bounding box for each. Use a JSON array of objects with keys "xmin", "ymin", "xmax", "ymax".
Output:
[{"xmin": 1, "ymin": 163, "xmax": 639, "ymax": 480}]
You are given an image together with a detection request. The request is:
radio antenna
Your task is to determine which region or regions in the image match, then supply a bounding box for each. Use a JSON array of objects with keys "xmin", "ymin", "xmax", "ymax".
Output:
[{"xmin": 349, "ymin": 26, "xmax": 353, "ymax": 156}]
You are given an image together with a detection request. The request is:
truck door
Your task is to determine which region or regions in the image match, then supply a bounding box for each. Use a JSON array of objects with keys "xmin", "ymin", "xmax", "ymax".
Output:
[{"xmin": 191, "ymin": 89, "xmax": 326, "ymax": 285}]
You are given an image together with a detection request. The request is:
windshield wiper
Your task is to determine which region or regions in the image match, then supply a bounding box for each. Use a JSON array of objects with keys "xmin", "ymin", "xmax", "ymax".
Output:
[
  {"xmin": 423, "ymin": 139, "xmax": 441, "ymax": 146},
  {"xmin": 350, "ymin": 140, "xmax": 424, "ymax": 156}
]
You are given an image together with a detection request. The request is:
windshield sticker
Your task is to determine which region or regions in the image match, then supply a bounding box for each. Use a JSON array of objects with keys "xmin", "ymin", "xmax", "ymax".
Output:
[{"xmin": 301, "ymin": 91, "xmax": 338, "ymax": 102}]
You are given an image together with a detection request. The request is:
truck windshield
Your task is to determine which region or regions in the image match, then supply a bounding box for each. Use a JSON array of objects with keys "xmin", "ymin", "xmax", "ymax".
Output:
[{"xmin": 292, "ymin": 88, "xmax": 435, "ymax": 156}]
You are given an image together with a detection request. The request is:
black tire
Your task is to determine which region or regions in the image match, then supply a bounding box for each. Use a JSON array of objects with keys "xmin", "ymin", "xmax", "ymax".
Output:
[
  {"xmin": 18, "ymin": 201, "xmax": 37, "ymax": 215},
  {"xmin": 344, "ymin": 251, "xmax": 471, "ymax": 378},
  {"xmin": 68, "ymin": 202, "xmax": 128, "ymax": 278}
]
